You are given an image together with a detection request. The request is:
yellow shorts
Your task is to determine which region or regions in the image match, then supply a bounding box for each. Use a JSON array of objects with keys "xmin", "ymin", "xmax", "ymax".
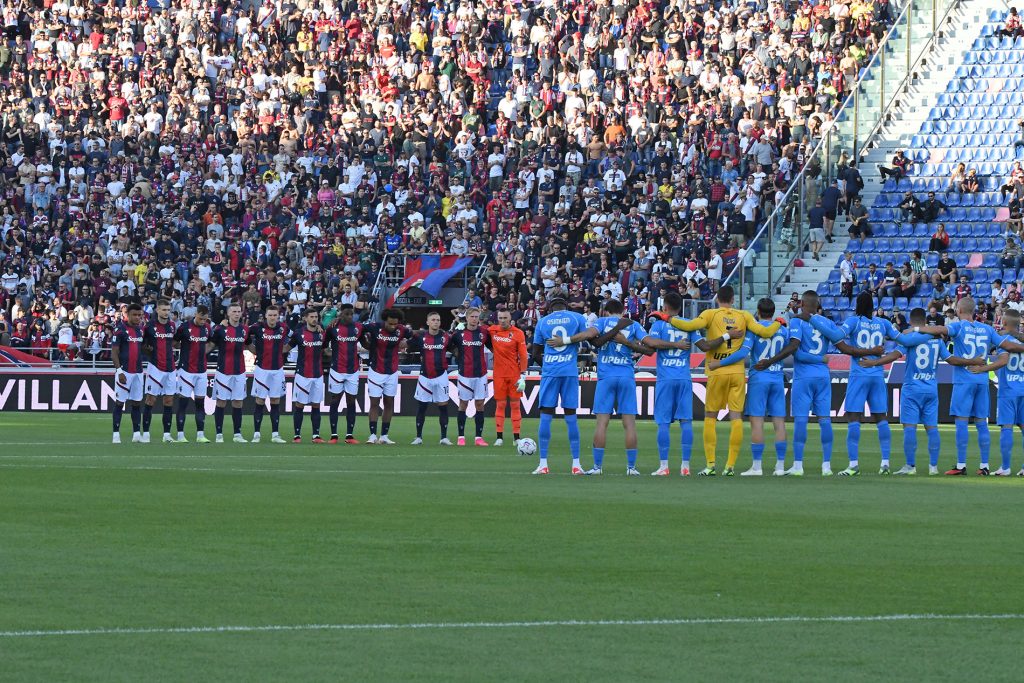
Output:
[{"xmin": 705, "ymin": 374, "xmax": 746, "ymax": 413}]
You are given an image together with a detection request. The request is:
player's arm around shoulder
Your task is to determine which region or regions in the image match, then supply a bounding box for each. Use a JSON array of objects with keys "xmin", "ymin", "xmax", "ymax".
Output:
[
  {"xmin": 742, "ymin": 310, "xmax": 782, "ymax": 338},
  {"xmin": 666, "ymin": 308, "xmax": 710, "ymax": 332},
  {"xmin": 710, "ymin": 332, "xmax": 754, "ymax": 371}
]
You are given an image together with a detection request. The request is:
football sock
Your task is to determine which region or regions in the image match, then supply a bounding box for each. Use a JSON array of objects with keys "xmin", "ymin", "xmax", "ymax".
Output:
[
  {"xmin": 680, "ymin": 419, "xmax": 693, "ymax": 465},
  {"xmin": 538, "ymin": 412, "xmax": 552, "ymax": 465},
  {"xmin": 877, "ymin": 420, "xmax": 891, "ymax": 467},
  {"xmin": 330, "ymin": 399, "xmax": 341, "ymax": 436},
  {"xmin": 438, "ymin": 405, "xmax": 449, "ymax": 438},
  {"xmin": 112, "ymin": 403, "xmax": 123, "ymax": 432},
  {"xmin": 130, "ymin": 405, "xmax": 141, "ymax": 432},
  {"xmin": 457, "ymin": 410, "xmax": 467, "ymax": 437},
  {"xmin": 253, "ymin": 404, "xmax": 265, "ymax": 433},
  {"xmin": 846, "ymin": 421, "xmax": 861, "ymax": 468},
  {"xmin": 703, "ymin": 417, "xmax": 717, "ymax": 467},
  {"xmin": 927, "ymin": 427, "xmax": 941, "ymax": 467},
  {"xmin": 626, "ymin": 448, "xmax": 638, "ymax": 469},
  {"xmin": 593, "ymin": 447, "xmax": 605, "ymax": 469},
  {"xmin": 369, "ymin": 420, "xmax": 377, "ymax": 435},
  {"xmin": 176, "ymin": 398, "xmax": 188, "ymax": 431},
  {"xmin": 657, "ymin": 423, "xmax": 671, "ymax": 464},
  {"xmin": 311, "ymin": 408, "xmax": 322, "ymax": 437},
  {"xmin": 214, "ymin": 406, "xmax": 225, "ymax": 435},
  {"xmin": 775, "ymin": 440, "xmax": 788, "ymax": 468},
  {"xmin": 495, "ymin": 398, "xmax": 506, "ymax": 435},
  {"xmin": 751, "ymin": 442, "xmax": 764, "ymax": 464},
  {"xmin": 510, "ymin": 401, "xmax": 522, "ymax": 434},
  {"xmin": 977, "ymin": 422, "xmax": 991, "ymax": 468},
  {"xmin": 820, "ymin": 418, "xmax": 834, "ymax": 465},
  {"xmin": 142, "ymin": 404, "xmax": 153, "ymax": 432},
  {"xmin": 194, "ymin": 398, "xmax": 206, "ymax": 431},
  {"xmin": 726, "ymin": 419, "xmax": 742, "ymax": 468},
  {"xmin": 345, "ymin": 401, "xmax": 356, "ymax": 436},
  {"xmin": 474, "ymin": 412, "xmax": 484, "ymax": 438},
  {"xmin": 293, "ymin": 410, "xmax": 303, "ymax": 437},
  {"xmin": 382, "ymin": 421, "xmax": 390, "ymax": 436},
  {"xmin": 162, "ymin": 405, "xmax": 173, "ymax": 432},
  {"xmin": 415, "ymin": 402, "xmax": 427, "ymax": 438},
  {"xmin": 1001, "ymin": 426, "xmax": 1013, "ymax": 471},
  {"xmin": 955, "ymin": 419, "xmax": 968, "ymax": 467},
  {"xmin": 793, "ymin": 416, "xmax": 807, "ymax": 463},
  {"xmin": 903, "ymin": 426, "xmax": 917, "ymax": 467},
  {"xmin": 232, "ymin": 407, "xmax": 242, "ymax": 435},
  {"xmin": 269, "ymin": 403, "xmax": 280, "ymax": 433},
  {"xmin": 564, "ymin": 414, "xmax": 581, "ymax": 464}
]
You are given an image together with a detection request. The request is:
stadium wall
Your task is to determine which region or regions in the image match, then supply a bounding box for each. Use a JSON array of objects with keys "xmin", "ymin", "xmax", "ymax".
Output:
[{"xmin": 0, "ymin": 371, "xmax": 971, "ymax": 422}]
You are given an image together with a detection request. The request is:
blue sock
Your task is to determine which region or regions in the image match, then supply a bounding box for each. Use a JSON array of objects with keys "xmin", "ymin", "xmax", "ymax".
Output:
[
  {"xmin": 1001, "ymin": 426, "xmax": 1013, "ymax": 471},
  {"xmin": 977, "ymin": 422, "xmax": 991, "ymax": 467},
  {"xmin": 680, "ymin": 420, "xmax": 693, "ymax": 463},
  {"xmin": 592, "ymin": 446, "xmax": 605, "ymax": 469},
  {"xmin": 820, "ymin": 419, "xmax": 834, "ymax": 465},
  {"xmin": 775, "ymin": 440, "xmax": 788, "ymax": 467},
  {"xmin": 564, "ymin": 414, "xmax": 580, "ymax": 460},
  {"xmin": 751, "ymin": 442, "xmax": 764, "ymax": 464},
  {"xmin": 877, "ymin": 420, "xmax": 891, "ymax": 464},
  {"xmin": 793, "ymin": 417, "xmax": 808, "ymax": 463},
  {"xmin": 657, "ymin": 424, "xmax": 670, "ymax": 464},
  {"xmin": 626, "ymin": 448, "xmax": 637, "ymax": 468},
  {"xmin": 846, "ymin": 421, "xmax": 861, "ymax": 466},
  {"xmin": 903, "ymin": 426, "xmax": 917, "ymax": 467},
  {"xmin": 538, "ymin": 413, "xmax": 552, "ymax": 461},
  {"xmin": 955, "ymin": 419, "xmax": 969, "ymax": 467},
  {"xmin": 928, "ymin": 427, "xmax": 941, "ymax": 467}
]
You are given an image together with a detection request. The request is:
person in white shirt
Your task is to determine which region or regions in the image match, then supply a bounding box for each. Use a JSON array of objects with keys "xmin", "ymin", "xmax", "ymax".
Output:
[
  {"xmin": 706, "ymin": 249, "xmax": 723, "ymax": 291},
  {"xmin": 839, "ymin": 251, "xmax": 856, "ymax": 298}
]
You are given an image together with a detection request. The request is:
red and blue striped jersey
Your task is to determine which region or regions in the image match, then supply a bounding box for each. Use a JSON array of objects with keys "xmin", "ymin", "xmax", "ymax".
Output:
[
  {"xmin": 288, "ymin": 327, "xmax": 326, "ymax": 378},
  {"xmin": 327, "ymin": 322, "xmax": 364, "ymax": 374},
  {"xmin": 448, "ymin": 327, "xmax": 491, "ymax": 378},
  {"xmin": 411, "ymin": 331, "xmax": 451, "ymax": 379},
  {"xmin": 112, "ymin": 322, "xmax": 146, "ymax": 373},
  {"xmin": 247, "ymin": 322, "xmax": 289, "ymax": 371},
  {"xmin": 212, "ymin": 324, "xmax": 248, "ymax": 375},
  {"xmin": 175, "ymin": 321, "xmax": 212, "ymax": 373},
  {"xmin": 143, "ymin": 320, "xmax": 177, "ymax": 372},
  {"xmin": 363, "ymin": 323, "xmax": 411, "ymax": 374}
]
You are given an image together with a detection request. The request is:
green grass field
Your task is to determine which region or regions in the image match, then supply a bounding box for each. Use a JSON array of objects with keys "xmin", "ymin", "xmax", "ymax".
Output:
[{"xmin": 3, "ymin": 414, "xmax": 1024, "ymax": 681}]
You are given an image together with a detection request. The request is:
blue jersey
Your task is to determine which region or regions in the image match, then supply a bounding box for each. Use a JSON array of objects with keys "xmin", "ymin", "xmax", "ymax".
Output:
[
  {"xmin": 748, "ymin": 321, "xmax": 790, "ymax": 385},
  {"xmin": 647, "ymin": 319, "xmax": 699, "ymax": 381},
  {"xmin": 898, "ymin": 334, "xmax": 949, "ymax": 392},
  {"xmin": 790, "ymin": 315, "xmax": 841, "ymax": 380},
  {"xmin": 591, "ymin": 316, "xmax": 647, "ymax": 378},
  {"xmin": 842, "ymin": 315, "xmax": 899, "ymax": 379},
  {"xmin": 533, "ymin": 310, "xmax": 589, "ymax": 377},
  {"xmin": 947, "ymin": 320, "xmax": 1005, "ymax": 385},
  {"xmin": 996, "ymin": 349, "xmax": 1024, "ymax": 397}
]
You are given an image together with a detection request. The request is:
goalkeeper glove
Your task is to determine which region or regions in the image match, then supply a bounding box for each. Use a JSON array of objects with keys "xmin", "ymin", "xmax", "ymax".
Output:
[
  {"xmin": 516, "ymin": 376, "xmax": 526, "ymax": 393},
  {"xmin": 774, "ymin": 316, "xmax": 788, "ymax": 327},
  {"xmin": 648, "ymin": 311, "xmax": 670, "ymax": 322}
]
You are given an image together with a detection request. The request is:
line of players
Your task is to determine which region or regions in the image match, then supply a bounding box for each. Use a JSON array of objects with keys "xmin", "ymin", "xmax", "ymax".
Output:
[
  {"xmin": 110, "ymin": 300, "xmax": 529, "ymax": 446},
  {"xmin": 529, "ymin": 286, "xmax": 1024, "ymax": 477}
]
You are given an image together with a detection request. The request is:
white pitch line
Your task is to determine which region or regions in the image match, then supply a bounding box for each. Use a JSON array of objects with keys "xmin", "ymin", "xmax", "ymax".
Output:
[
  {"xmin": 0, "ymin": 463, "xmax": 526, "ymax": 476},
  {"xmin": 0, "ymin": 451, "xmax": 506, "ymax": 459},
  {"xmin": 1, "ymin": 613, "xmax": 1021, "ymax": 639}
]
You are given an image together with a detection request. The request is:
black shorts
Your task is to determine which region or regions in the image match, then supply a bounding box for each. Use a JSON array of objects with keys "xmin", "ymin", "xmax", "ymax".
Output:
[{"xmin": 824, "ymin": 209, "xmax": 837, "ymax": 221}]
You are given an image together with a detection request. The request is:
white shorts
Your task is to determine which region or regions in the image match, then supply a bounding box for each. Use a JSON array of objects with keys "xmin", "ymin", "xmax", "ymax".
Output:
[
  {"xmin": 145, "ymin": 366, "xmax": 178, "ymax": 397},
  {"xmin": 251, "ymin": 367, "xmax": 286, "ymax": 399},
  {"xmin": 176, "ymin": 371, "xmax": 208, "ymax": 398},
  {"xmin": 367, "ymin": 369, "xmax": 399, "ymax": 398},
  {"xmin": 213, "ymin": 372, "xmax": 247, "ymax": 402},
  {"xmin": 414, "ymin": 374, "xmax": 450, "ymax": 403},
  {"xmin": 457, "ymin": 375, "xmax": 489, "ymax": 401},
  {"xmin": 292, "ymin": 374, "xmax": 325, "ymax": 405},
  {"xmin": 114, "ymin": 371, "xmax": 144, "ymax": 403},
  {"xmin": 328, "ymin": 369, "xmax": 360, "ymax": 395}
]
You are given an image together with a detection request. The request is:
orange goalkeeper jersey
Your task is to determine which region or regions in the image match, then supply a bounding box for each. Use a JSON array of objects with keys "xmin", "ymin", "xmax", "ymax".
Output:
[{"xmin": 487, "ymin": 324, "xmax": 528, "ymax": 378}]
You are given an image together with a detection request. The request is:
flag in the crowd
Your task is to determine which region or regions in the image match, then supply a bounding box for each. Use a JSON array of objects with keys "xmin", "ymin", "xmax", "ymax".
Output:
[{"xmin": 388, "ymin": 256, "xmax": 474, "ymax": 307}]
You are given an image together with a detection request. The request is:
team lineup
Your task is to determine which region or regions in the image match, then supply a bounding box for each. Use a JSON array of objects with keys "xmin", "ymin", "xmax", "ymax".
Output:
[{"xmin": 108, "ymin": 286, "xmax": 1024, "ymax": 478}]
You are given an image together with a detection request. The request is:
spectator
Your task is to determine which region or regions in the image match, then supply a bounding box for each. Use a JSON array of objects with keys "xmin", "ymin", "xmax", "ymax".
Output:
[
  {"xmin": 881, "ymin": 262, "xmax": 901, "ymax": 298},
  {"xmin": 898, "ymin": 192, "xmax": 924, "ymax": 225},
  {"xmin": 840, "ymin": 252, "xmax": 857, "ymax": 299},
  {"xmin": 820, "ymin": 179, "xmax": 842, "ymax": 242},
  {"xmin": 839, "ymin": 162, "xmax": 865, "ymax": 212},
  {"xmin": 929, "ymin": 224, "xmax": 952, "ymax": 252},
  {"xmin": 862, "ymin": 263, "xmax": 883, "ymax": 300},
  {"xmin": 997, "ymin": 7, "xmax": 1023, "ymax": 37},
  {"xmin": 909, "ymin": 251, "xmax": 928, "ymax": 287},
  {"xmin": 933, "ymin": 252, "xmax": 959, "ymax": 291},
  {"xmin": 947, "ymin": 163, "xmax": 967, "ymax": 195},
  {"xmin": 878, "ymin": 150, "xmax": 912, "ymax": 181},
  {"xmin": 1002, "ymin": 237, "xmax": 1023, "ymax": 269},
  {"xmin": 961, "ymin": 169, "xmax": 980, "ymax": 194},
  {"xmin": 848, "ymin": 197, "xmax": 872, "ymax": 244},
  {"xmin": 808, "ymin": 198, "xmax": 827, "ymax": 261},
  {"xmin": 920, "ymin": 192, "xmax": 948, "ymax": 223}
]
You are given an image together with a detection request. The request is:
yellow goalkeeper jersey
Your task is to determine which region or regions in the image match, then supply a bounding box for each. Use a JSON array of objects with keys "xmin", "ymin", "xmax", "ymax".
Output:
[{"xmin": 670, "ymin": 308, "xmax": 781, "ymax": 377}]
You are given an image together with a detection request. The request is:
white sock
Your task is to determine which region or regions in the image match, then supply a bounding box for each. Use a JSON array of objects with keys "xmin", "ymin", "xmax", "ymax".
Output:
[
  {"xmin": 272, "ymin": 431, "xmax": 279, "ymax": 437},
  {"xmin": 539, "ymin": 458, "xmax": 548, "ymax": 468},
  {"xmin": 682, "ymin": 460, "xmax": 690, "ymax": 469},
  {"xmin": 571, "ymin": 457, "xmax": 581, "ymax": 468},
  {"xmin": 880, "ymin": 459, "xmax": 889, "ymax": 468},
  {"xmin": 178, "ymin": 431, "xmax": 185, "ymax": 439},
  {"xmin": 849, "ymin": 459, "xmax": 859, "ymax": 468},
  {"xmin": 197, "ymin": 430, "xmax": 204, "ymax": 438}
]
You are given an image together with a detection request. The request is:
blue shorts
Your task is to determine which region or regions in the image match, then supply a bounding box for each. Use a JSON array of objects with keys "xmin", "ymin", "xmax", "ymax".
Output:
[
  {"xmin": 538, "ymin": 375, "xmax": 579, "ymax": 410},
  {"xmin": 950, "ymin": 382, "xmax": 990, "ymax": 419},
  {"xmin": 791, "ymin": 377, "xmax": 831, "ymax": 418},
  {"xmin": 593, "ymin": 376, "xmax": 638, "ymax": 415},
  {"xmin": 653, "ymin": 379, "xmax": 693, "ymax": 424},
  {"xmin": 997, "ymin": 393, "xmax": 1024, "ymax": 425},
  {"xmin": 901, "ymin": 387, "xmax": 938, "ymax": 426},
  {"xmin": 846, "ymin": 376, "xmax": 888, "ymax": 415},
  {"xmin": 745, "ymin": 378, "xmax": 786, "ymax": 418}
]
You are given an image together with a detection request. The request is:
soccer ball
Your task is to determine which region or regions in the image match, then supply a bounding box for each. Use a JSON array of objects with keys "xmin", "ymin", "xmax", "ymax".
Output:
[{"xmin": 516, "ymin": 438, "xmax": 537, "ymax": 457}]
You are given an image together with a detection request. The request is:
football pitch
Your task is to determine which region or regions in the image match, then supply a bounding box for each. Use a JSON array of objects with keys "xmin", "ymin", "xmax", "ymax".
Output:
[{"xmin": 3, "ymin": 414, "xmax": 1023, "ymax": 681}]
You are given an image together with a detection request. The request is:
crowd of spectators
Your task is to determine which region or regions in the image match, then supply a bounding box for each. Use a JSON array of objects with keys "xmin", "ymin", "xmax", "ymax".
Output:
[{"xmin": 0, "ymin": 0, "xmax": 895, "ymax": 359}]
